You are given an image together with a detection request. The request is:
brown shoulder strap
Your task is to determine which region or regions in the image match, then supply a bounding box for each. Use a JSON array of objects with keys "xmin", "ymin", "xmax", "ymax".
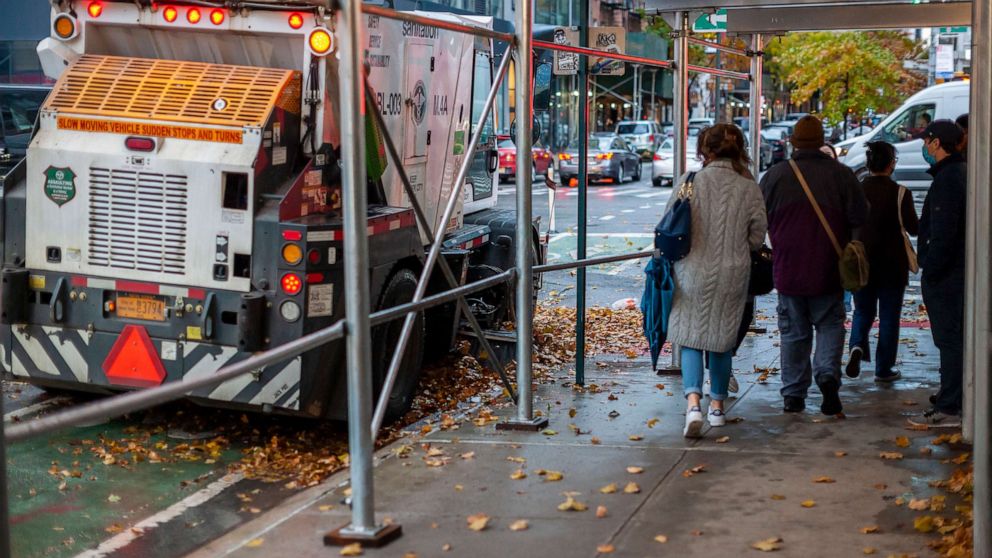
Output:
[
  {"xmin": 788, "ymin": 159, "xmax": 843, "ymax": 257},
  {"xmin": 897, "ymin": 186, "xmax": 907, "ymax": 231}
]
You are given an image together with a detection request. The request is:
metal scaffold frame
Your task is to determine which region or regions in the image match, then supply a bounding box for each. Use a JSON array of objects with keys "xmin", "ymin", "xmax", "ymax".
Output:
[{"xmin": 3, "ymin": 2, "xmax": 989, "ymax": 557}]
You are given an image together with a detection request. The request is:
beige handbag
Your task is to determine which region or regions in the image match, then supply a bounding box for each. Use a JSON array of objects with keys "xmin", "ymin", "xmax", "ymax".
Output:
[{"xmin": 897, "ymin": 186, "xmax": 920, "ymax": 274}]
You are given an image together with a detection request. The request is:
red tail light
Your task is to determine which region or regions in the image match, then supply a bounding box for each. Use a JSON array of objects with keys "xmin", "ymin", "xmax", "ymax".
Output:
[
  {"xmin": 306, "ymin": 272, "xmax": 325, "ymax": 284},
  {"xmin": 187, "ymin": 8, "xmax": 201, "ymax": 24},
  {"xmin": 288, "ymin": 13, "xmax": 304, "ymax": 29},
  {"xmin": 124, "ymin": 136, "xmax": 155, "ymax": 152},
  {"xmin": 281, "ymin": 230, "xmax": 303, "ymax": 241},
  {"xmin": 558, "ymin": 153, "xmax": 572, "ymax": 161},
  {"xmin": 596, "ymin": 152, "xmax": 614, "ymax": 160},
  {"xmin": 163, "ymin": 6, "xmax": 178, "ymax": 22},
  {"xmin": 648, "ymin": 134, "xmax": 655, "ymax": 143},
  {"xmin": 209, "ymin": 9, "xmax": 225, "ymax": 25},
  {"xmin": 281, "ymin": 273, "xmax": 303, "ymax": 295},
  {"xmin": 87, "ymin": 2, "xmax": 103, "ymax": 18}
]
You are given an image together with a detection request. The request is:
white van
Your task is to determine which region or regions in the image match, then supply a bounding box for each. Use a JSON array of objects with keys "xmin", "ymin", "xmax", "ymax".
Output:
[{"xmin": 837, "ymin": 81, "xmax": 969, "ymax": 190}]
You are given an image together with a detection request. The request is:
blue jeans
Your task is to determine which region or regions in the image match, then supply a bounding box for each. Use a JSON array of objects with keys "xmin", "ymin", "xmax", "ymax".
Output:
[
  {"xmin": 682, "ymin": 347, "xmax": 732, "ymax": 401},
  {"xmin": 777, "ymin": 293, "xmax": 846, "ymax": 399},
  {"xmin": 849, "ymin": 284, "xmax": 906, "ymax": 376}
]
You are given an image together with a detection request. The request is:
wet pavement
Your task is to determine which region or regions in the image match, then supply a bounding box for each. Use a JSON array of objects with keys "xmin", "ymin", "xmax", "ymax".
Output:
[{"xmin": 192, "ymin": 297, "xmax": 964, "ymax": 558}]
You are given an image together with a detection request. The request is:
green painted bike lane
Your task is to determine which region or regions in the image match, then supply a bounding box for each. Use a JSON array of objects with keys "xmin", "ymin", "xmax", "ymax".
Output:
[{"xmin": 7, "ymin": 419, "xmax": 240, "ymax": 558}]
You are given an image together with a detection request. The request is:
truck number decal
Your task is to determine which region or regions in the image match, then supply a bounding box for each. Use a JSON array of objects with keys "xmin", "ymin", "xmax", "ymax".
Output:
[
  {"xmin": 432, "ymin": 95, "xmax": 448, "ymax": 116},
  {"xmin": 377, "ymin": 92, "xmax": 403, "ymax": 117}
]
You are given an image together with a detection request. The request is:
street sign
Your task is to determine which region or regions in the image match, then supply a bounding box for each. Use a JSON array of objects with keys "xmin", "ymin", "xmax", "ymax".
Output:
[
  {"xmin": 937, "ymin": 26, "xmax": 969, "ymax": 33},
  {"xmin": 590, "ymin": 27, "xmax": 625, "ymax": 76},
  {"xmin": 936, "ymin": 44, "xmax": 955, "ymax": 76},
  {"xmin": 552, "ymin": 27, "xmax": 579, "ymax": 76},
  {"xmin": 693, "ymin": 9, "xmax": 727, "ymax": 33}
]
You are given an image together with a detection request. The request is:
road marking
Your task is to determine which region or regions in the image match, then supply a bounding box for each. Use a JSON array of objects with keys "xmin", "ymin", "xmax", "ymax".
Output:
[
  {"xmin": 635, "ymin": 192, "xmax": 666, "ymax": 198},
  {"xmin": 3, "ymin": 396, "xmax": 70, "ymax": 423},
  {"xmin": 75, "ymin": 472, "xmax": 245, "ymax": 558},
  {"xmin": 599, "ymin": 215, "xmax": 615, "ymax": 221},
  {"xmin": 622, "ymin": 209, "xmax": 635, "ymax": 213}
]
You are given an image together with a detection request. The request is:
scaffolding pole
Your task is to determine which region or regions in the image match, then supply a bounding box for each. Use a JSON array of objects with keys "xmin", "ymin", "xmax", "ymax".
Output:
[
  {"xmin": 575, "ymin": 0, "xmax": 589, "ymax": 386},
  {"xmin": 324, "ymin": 1, "xmax": 400, "ymax": 546},
  {"xmin": 749, "ymin": 34, "xmax": 763, "ymax": 176}
]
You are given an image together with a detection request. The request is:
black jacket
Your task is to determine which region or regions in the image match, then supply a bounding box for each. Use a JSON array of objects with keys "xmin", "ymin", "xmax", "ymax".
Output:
[
  {"xmin": 918, "ymin": 153, "xmax": 967, "ymax": 283},
  {"xmin": 860, "ymin": 175, "xmax": 919, "ymax": 287}
]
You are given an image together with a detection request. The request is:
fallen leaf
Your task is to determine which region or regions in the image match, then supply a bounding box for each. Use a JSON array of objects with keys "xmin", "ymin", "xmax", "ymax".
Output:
[
  {"xmin": 751, "ymin": 537, "xmax": 783, "ymax": 552},
  {"xmin": 860, "ymin": 525, "xmax": 880, "ymax": 534},
  {"xmin": 715, "ymin": 436, "xmax": 730, "ymax": 444},
  {"xmin": 403, "ymin": 553, "xmax": 418, "ymax": 558},
  {"xmin": 596, "ymin": 544, "xmax": 615, "ymax": 553},
  {"xmin": 599, "ymin": 483, "xmax": 618, "ymax": 494},
  {"xmin": 770, "ymin": 494, "xmax": 786, "ymax": 501},
  {"xmin": 541, "ymin": 429, "xmax": 558, "ymax": 436},
  {"xmin": 647, "ymin": 418, "xmax": 660, "ymax": 428},
  {"xmin": 460, "ymin": 452, "xmax": 476, "ymax": 460},
  {"xmin": 509, "ymin": 519, "xmax": 529, "ymax": 532},
  {"xmin": 510, "ymin": 469, "xmax": 527, "ymax": 480},
  {"xmin": 654, "ymin": 534, "xmax": 669, "ymax": 544},
  {"xmin": 319, "ymin": 505, "xmax": 335, "ymax": 511},
  {"xmin": 690, "ymin": 530, "xmax": 704, "ymax": 536},
  {"xmin": 626, "ymin": 466, "xmax": 644, "ymax": 474},
  {"xmin": 655, "ymin": 383, "xmax": 666, "ymax": 390},
  {"xmin": 895, "ymin": 436, "xmax": 911, "ymax": 448},
  {"xmin": 442, "ymin": 544, "xmax": 452, "ymax": 552},
  {"xmin": 908, "ymin": 498, "xmax": 930, "ymax": 511},
  {"xmin": 467, "ymin": 513, "xmax": 490, "ymax": 531},
  {"xmin": 628, "ymin": 434, "xmax": 643, "ymax": 441},
  {"xmin": 596, "ymin": 505, "xmax": 608, "ymax": 518},
  {"xmin": 568, "ymin": 408, "xmax": 577, "ymax": 418},
  {"xmin": 340, "ymin": 543, "xmax": 363, "ymax": 556},
  {"xmin": 557, "ymin": 495, "xmax": 588, "ymax": 512},
  {"xmin": 246, "ymin": 539, "xmax": 264, "ymax": 548},
  {"xmin": 107, "ymin": 494, "xmax": 121, "ymax": 503},
  {"xmin": 862, "ymin": 548, "xmax": 876, "ymax": 555},
  {"xmin": 879, "ymin": 451, "xmax": 904, "ymax": 460},
  {"xmin": 801, "ymin": 500, "xmax": 816, "ymax": 508},
  {"xmin": 454, "ymin": 484, "xmax": 464, "ymax": 492},
  {"xmin": 813, "ymin": 476, "xmax": 835, "ymax": 484},
  {"xmin": 507, "ymin": 456, "xmax": 526, "ymax": 464},
  {"xmin": 427, "ymin": 447, "xmax": 445, "ymax": 457},
  {"xmin": 873, "ymin": 483, "xmax": 888, "ymax": 490},
  {"xmin": 834, "ymin": 451, "xmax": 847, "ymax": 457},
  {"xmin": 624, "ymin": 482, "xmax": 641, "ymax": 494},
  {"xmin": 424, "ymin": 458, "xmax": 446, "ymax": 468},
  {"xmin": 914, "ymin": 516, "xmax": 934, "ymax": 533},
  {"xmin": 590, "ymin": 437, "xmax": 602, "ymax": 445},
  {"xmin": 952, "ymin": 452, "xmax": 970, "ymax": 464}
]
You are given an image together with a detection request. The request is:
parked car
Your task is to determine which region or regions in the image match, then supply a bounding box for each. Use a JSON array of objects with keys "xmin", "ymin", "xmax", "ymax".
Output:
[
  {"xmin": 559, "ymin": 134, "xmax": 643, "ymax": 185},
  {"xmin": 0, "ymin": 84, "xmax": 50, "ymax": 164},
  {"xmin": 496, "ymin": 135, "xmax": 554, "ymax": 182},
  {"xmin": 615, "ymin": 120, "xmax": 663, "ymax": 159},
  {"xmin": 660, "ymin": 122, "xmax": 674, "ymax": 138},
  {"xmin": 837, "ymin": 81, "xmax": 969, "ymax": 189},
  {"xmin": 688, "ymin": 117, "xmax": 715, "ymax": 127},
  {"xmin": 759, "ymin": 135, "xmax": 774, "ymax": 170},
  {"xmin": 651, "ymin": 137, "xmax": 703, "ymax": 187},
  {"xmin": 761, "ymin": 126, "xmax": 792, "ymax": 164}
]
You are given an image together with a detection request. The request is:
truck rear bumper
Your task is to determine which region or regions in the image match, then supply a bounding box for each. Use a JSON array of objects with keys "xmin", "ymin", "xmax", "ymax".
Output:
[{"xmin": 1, "ymin": 324, "xmax": 306, "ymax": 414}]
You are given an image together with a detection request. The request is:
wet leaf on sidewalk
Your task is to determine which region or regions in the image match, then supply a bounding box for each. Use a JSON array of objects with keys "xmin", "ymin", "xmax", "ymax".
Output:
[
  {"xmin": 510, "ymin": 469, "xmax": 527, "ymax": 480},
  {"xmin": 558, "ymin": 495, "xmax": 588, "ymax": 512},
  {"xmin": 879, "ymin": 452, "xmax": 904, "ymax": 460},
  {"xmin": 715, "ymin": 436, "xmax": 730, "ymax": 444},
  {"xmin": 751, "ymin": 537, "xmax": 783, "ymax": 552},
  {"xmin": 654, "ymin": 534, "xmax": 668, "ymax": 543},
  {"xmin": 628, "ymin": 434, "xmax": 643, "ymax": 441},
  {"xmin": 895, "ymin": 436, "xmax": 911, "ymax": 448},
  {"xmin": 801, "ymin": 500, "xmax": 816, "ymax": 508},
  {"xmin": 834, "ymin": 451, "xmax": 847, "ymax": 457},
  {"xmin": 596, "ymin": 544, "xmax": 616, "ymax": 553},
  {"xmin": 599, "ymin": 483, "xmax": 618, "ymax": 494},
  {"xmin": 509, "ymin": 519, "xmax": 529, "ymax": 532},
  {"xmin": 626, "ymin": 466, "xmax": 644, "ymax": 474},
  {"xmin": 246, "ymin": 538, "xmax": 264, "ymax": 548},
  {"xmin": 596, "ymin": 505, "xmax": 608, "ymax": 518},
  {"xmin": 860, "ymin": 525, "xmax": 880, "ymax": 534},
  {"xmin": 539, "ymin": 470, "xmax": 564, "ymax": 481},
  {"xmin": 647, "ymin": 418, "xmax": 660, "ymax": 428},
  {"xmin": 813, "ymin": 476, "xmax": 835, "ymax": 483},
  {"xmin": 623, "ymin": 482, "xmax": 641, "ymax": 494},
  {"xmin": 467, "ymin": 513, "xmax": 490, "ymax": 531},
  {"xmin": 862, "ymin": 547, "xmax": 876, "ymax": 555},
  {"xmin": 914, "ymin": 516, "xmax": 934, "ymax": 533},
  {"xmin": 340, "ymin": 543, "xmax": 363, "ymax": 556},
  {"xmin": 770, "ymin": 494, "xmax": 786, "ymax": 501},
  {"xmin": 908, "ymin": 498, "xmax": 930, "ymax": 511}
]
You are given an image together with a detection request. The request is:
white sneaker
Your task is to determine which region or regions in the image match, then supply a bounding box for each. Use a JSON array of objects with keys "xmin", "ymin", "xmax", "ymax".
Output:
[
  {"xmin": 684, "ymin": 407, "xmax": 704, "ymax": 438},
  {"xmin": 728, "ymin": 374, "xmax": 740, "ymax": 394},
  {"xmin": 708, "ymin": 407, "xmax": 726, "ymax": 427}
]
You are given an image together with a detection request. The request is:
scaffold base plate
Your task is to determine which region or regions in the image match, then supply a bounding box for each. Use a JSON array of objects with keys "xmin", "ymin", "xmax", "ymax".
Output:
[
  {"xmin": 323, "ymin": 523, "xmax": 402, "ymax": 548},
  {"xmin": 496, "ymin": 416, "xmax": 549, "ymax": 431}
]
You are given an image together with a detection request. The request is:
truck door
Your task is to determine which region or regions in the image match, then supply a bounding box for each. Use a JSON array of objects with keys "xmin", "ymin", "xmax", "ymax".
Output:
[
  {"xmin": 467, "ymin": 49, "xmax": 496, "ymax": 205},
  {"xmin": 404, "ymin": 43, "xmax": 433, "ymax": 162}
]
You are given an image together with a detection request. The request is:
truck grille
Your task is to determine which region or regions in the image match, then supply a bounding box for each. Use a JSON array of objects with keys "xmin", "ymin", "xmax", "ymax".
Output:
[{"xmin": 88, "ymin": 168, "xmax": 188, "ymax": 275}]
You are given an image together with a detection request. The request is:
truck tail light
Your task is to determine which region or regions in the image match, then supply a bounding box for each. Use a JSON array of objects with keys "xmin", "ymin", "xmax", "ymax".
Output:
[
  {"xmin": 288, "ymin": 13, "xmax": 304, "ymax": 29},
  {"xmin": 282, "ymin": 243, "xmax": 303, "ymax": 265},
  {"xmin": 87, "ymin": 2, "xmax": 103, "ymax": 18},
  {"xmin": 187, "ymin": 8, "xmax": 201, "ymax": 24},
  {"xmin": 53, "ymin": 13, "xmax": 77, "ymax": 40},
  {"xmin": 306, "ymin": 272, "xmax": 324, "ymax": 284},
  {"xmin": 124, "ymin": 136, "xmax": 155, "ymax": 152},
  {"xmin": 308, "ymin": 28, "xmax": 333, "ymax": 56},
  {"xmin": 209, "ymin": 9, "xmax": 225, "ymax": 25},
  {"xmin": 308, "ymin": 249, "xmax": 321, "ymax": 264},
  {"xmin": 163, "ymin": 6, "xmax": 178, "ymax": 22},
  {"xmin": 281, "ymin": 273, "xmax": 302, "ymax": 295},
  {"xmin": 281, "ymin": 229, "xmax": 303, "ymax": 241}
]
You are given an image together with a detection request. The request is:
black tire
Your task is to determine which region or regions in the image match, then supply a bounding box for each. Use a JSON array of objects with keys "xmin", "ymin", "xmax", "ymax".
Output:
[
  {"xmin": 652, "ymin": 177, "xmax": 662, "ymax": 187},
  {"xmin": 371, "ymin": 269, "xmax": 425, "ymax": 422},
  {"xmin": 633, "ymin": 162, "xmax": 642, "ymax": 181}
]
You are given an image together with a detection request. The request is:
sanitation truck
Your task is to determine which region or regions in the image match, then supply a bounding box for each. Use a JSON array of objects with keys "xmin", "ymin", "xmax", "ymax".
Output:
[{"xmin": 0, "ymin": 1, "xmax": 541, "ymax": 420}]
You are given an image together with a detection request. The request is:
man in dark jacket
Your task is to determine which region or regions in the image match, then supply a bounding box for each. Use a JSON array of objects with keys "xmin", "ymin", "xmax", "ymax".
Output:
[
  {"xmin": 910, "ymin": 120, "xmax": 967, "ymax": 428},
  {"xmin": 760, "ymin": 116, "xmax": 870, "ymax": 415}
]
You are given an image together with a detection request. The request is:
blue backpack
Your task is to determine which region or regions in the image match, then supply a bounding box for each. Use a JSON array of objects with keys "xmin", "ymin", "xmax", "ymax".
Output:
[{"xmin": 654, "ymin": 172, "xmax": 695, "ymax": 261}]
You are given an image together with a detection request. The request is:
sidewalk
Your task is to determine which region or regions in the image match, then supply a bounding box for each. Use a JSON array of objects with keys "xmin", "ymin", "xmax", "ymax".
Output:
[{"xmin": 193, "ymin": 302, "xmax": 968, "ymax": 558}]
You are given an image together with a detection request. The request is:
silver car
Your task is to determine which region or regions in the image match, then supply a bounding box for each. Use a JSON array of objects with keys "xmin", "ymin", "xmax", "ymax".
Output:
[
  {"xmin": 615, "ymin": 120, "xmax": 663, "ymax": 159},
  {"xmin": 559, "ymin": 135, "xmax": 644, "ymax": 185},
  {"xmin": 651, "ymin": 138, "xmax": 703, "ymax": 187}
]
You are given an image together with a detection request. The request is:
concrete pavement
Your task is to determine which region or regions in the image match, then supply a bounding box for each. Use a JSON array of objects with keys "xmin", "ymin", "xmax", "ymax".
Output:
[{"xmin": 193, "ymin": 298, "xmax": 964, "ymax": 558}]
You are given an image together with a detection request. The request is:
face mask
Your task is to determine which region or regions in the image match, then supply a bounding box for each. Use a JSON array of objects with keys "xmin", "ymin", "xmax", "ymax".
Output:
[{"xmin": 922, "ymin": 142, "xmax": 937, "ymax": 166}]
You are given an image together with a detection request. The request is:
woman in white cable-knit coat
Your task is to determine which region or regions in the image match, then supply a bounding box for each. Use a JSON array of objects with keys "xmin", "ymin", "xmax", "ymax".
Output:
[{"xmin": 663, "ymin": 124, "xmax": 767, "ymax": 438}]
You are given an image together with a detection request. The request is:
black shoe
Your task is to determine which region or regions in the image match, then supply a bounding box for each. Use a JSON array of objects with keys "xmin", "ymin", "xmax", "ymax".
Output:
[
  {"xmin": 817, "ymin": 376, "xmax": 843, "ymax": 416},
  {"xmin": 783, "ymin": 396, "xmax": 806, "ymax": 413},
  {"xmin": 929, "ymin": 393, "xmax": 938, "ymax": 405},
  {"xmin": 874, "ymin": 370, "xmax": 902, "ymax": 382},
  {"xmin": 845, "ymin": 347, "xmax": 863, "ymax": 378}
]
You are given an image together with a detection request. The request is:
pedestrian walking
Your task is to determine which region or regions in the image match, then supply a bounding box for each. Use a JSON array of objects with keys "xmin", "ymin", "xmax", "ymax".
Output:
[
  {"xmin": 910, "ymin": 120, "xmax": 967, "ymax": 428},
  {"xmin": 846, "ymin": 141, "xmax": 919, "ymax": 382},
  {"xmin": 760, "ymin": 116, "xmax": 869, "ymax": 415},
  {"xmin": 664, "ymin": 124, "xmax": 767, "ymax": 438}
]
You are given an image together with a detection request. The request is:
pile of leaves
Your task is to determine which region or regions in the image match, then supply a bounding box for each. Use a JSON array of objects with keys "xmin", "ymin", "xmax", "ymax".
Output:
[
  {"xmin": 532, "ymin": 304, "xmax": 648, "ymax": 372},
  {"xmin": 924, "ymin": 463, "xmax": 974, "ymax": 558}
]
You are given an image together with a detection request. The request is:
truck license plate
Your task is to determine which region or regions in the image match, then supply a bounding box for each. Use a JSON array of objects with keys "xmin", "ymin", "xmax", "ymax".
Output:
[{"xmin": 116, "ymin": 294, "xmax": 166, "ymax": 322}]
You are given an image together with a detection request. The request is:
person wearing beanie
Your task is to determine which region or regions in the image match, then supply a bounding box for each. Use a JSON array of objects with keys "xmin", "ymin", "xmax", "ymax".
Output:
[
  {"xmin": 909, "ymin": 119, "xmax": 967, "ymax": 428},
  {"xmin": 759, "ymin": 115, "xmax": 869, "ymax": 416}
]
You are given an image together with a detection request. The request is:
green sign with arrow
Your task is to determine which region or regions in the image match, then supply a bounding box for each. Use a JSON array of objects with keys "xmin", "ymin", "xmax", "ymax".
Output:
[{"xmin": 693, "ymin": 9, "xmax": 727, "ymax": 33}]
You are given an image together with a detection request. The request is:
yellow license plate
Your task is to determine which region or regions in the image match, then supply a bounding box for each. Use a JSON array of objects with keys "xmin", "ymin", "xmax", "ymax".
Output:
[{"xmin": 116, "ymin": 294, "xmax": 166, "ymax": 322}]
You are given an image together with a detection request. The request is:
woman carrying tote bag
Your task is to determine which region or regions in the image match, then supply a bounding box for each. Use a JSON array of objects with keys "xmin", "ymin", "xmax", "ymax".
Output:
[
  {"xmin": 845, "ymin": 141, "xmax": 920, "ymax": 382},
  {"xmin": 663, "ymin": 124, "xmax": 768, "ymax": 438}
]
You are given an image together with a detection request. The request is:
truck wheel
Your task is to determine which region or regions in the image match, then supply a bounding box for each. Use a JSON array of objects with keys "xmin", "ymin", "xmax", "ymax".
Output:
[{"xmin": 371, "ymin": 268, "xmax": 425, "ymax": 422}]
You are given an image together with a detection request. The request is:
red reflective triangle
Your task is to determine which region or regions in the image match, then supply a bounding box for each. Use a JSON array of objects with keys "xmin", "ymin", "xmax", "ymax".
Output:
[{"xmin": 102, "ymin": 325, "xmax": 167, "ymax": 388}]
